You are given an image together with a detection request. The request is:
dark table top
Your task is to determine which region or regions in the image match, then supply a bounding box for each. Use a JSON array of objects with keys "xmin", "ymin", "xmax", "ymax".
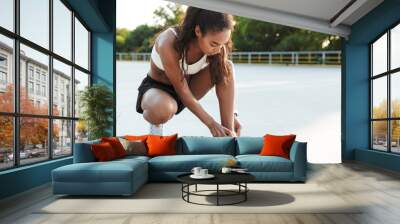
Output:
[{"xmin": 177, "ymin": 172, "xmax": 255, "ymax": 185}]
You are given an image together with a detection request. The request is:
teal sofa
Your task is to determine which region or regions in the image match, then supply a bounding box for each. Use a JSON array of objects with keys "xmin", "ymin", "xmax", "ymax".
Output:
[{"xmin": 52, "ymin": 136, "xmax": 307, "ymax": 196}]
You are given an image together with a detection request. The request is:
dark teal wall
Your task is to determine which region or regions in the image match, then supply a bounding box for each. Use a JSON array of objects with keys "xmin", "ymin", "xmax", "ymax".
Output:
[
  {"xmin": 91, "ymin": 0, "xmax": 116, "ymax": 136},
  {"xmin": 355, "ymin": 148, "xmax": 400, "ymax": 172},
  {"xmin": 92, "ymin": 32, "xmax": 115, "ymax": 133},
  {"xmin": 66, "ymin": 0, "xmax": 111, "ymax": 32},
  {"xmin": 0, "ymin": 158, "xmax": 72, "ymax": 199},
  {"xmin": 0, "ymin": 0, "xmax": 116, "ymax": 200},
  {"xmin": 342, "ymin": 0, "xmax": 400, "ymax": 171},
  {"xmin": 342, "ymin": 43, "xmax": 370, "ymax": 160}
]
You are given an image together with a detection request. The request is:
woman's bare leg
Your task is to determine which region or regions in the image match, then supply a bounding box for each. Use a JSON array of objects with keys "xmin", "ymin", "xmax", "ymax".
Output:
[
  {"xmin": 141, "ymin": 88, "xmax": 178, "ymax": 125},
  {"xmin": 140, "ymin": 62, "xmax": 230, "ymax": 126},
  {"xmin": 188, "ymin": 66, "xmax": 214, "ymax": 100},
  {"xmin": 140, "ymin": 67, "xmax": 213, "ymax": 125}
]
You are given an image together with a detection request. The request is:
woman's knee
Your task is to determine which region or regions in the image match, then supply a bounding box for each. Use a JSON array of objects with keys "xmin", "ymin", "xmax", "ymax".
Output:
[
  {"xmin": 141, "ymin": 89, "xmax": 177, "ymax": 124},
  {"xmin": 143, "ymin": 109, "xmax": 173, "ymax": 125}
]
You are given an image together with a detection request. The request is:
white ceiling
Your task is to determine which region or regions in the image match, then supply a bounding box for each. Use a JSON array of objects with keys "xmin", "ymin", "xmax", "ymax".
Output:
[{"xmin": 167, "ymin": 0, "xmax": 384, "ymax": 38}]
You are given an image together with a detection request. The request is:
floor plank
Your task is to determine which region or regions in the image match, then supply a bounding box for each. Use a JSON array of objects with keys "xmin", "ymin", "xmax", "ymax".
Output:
[{"xmin": 1, "ymin": 162, "xmax": 400, "ymax": 224}]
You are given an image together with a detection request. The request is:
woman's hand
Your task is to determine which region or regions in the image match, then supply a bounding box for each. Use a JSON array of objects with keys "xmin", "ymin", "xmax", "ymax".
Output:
[
  {"xmin": 234, "ymin": 116, "xmax": 242, "ymax": 137},
  {"xmin": 207, "ymin": 119, "xmax": 235, "ymax": 137}
]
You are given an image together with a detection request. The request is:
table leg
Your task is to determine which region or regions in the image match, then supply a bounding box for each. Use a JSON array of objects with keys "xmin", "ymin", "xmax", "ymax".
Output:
[
  {"xmin": 245, "ymin": 183, "xmax": 247, "ymax": 201},
  {"xmin": 187, "ymin": 184, "xmax": 190, "ymax": 202},
  {"xmin": 217, "ymin": 184, "xmax": 219, "ymax": 206}
]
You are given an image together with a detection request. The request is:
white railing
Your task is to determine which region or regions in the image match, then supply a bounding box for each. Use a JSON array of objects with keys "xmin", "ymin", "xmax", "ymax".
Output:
[{"xmin": 116, "ymin": 51, "xmax": 341, "ymax": 65}]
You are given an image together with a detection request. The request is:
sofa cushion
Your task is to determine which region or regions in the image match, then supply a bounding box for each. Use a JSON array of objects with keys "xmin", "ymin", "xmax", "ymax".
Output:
[
  {"xmin": 235, "ymin": 137, "xmax": 263, "ymax": 155},
  {"xmin": 124, "ymin": 135, "xmax": 149, "ymax": 141},
  {"xmin": 148, "ymin": 154, "xmax": 235, "ymax": 172},
  {"xmin": 147, "ymin": 134, "xmax": 178, "ymax": 157},
  {"xmin": 124, "ymin": 135, "xmax": 150, "ymax": 150},
  {"xmin": 236, "ymin": 155, "xmax": 293, "ymax": 172},
  {"xmin": 101, "ymin": 137, "xmax": 127, "ymax": 158},
  {"xmin": 52, "ymin": 158, "xmax": 148, "ymax": 183},
  {"xmin": 260, "ymin": 134, "xmax": 296, "ymax": 159},
  {"xmin": 90, "ymin": 142, "xmax": 118, "ymax": 161},
  {"xmin": 118, "ymin": 138, "xmax": 147, "ymax": 156},
  {"xmin": 178, "ymin": 136, "xmax": 236, "ymax": 155},
  {"xmin": 114, "ymin": 155, "xmax": 150, "ymax": 163}
]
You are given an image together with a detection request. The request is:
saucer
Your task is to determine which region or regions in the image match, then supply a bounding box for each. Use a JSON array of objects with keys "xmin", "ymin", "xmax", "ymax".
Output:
[
  {"xmin": 190, "ymin": 174, "xmax": 215, "ymax": 179},
  {"xmin": 232, "ymin": 170, "xmax": 249, "ymax": 174}
]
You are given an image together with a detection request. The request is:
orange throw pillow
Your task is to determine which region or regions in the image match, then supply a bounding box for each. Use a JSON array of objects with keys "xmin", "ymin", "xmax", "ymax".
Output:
[
  {"xmin": 101, "ymin": 137, "xmax": 127, "ymax": 158},
  {"xmin": 91, "ymin": 142, "xmax": 118, "ymax": 161},
  {"xmin": 146, "ymin": 134, "xmax": 178, "ymax": 157},
  {"xmin": 124, "ymin": 135, "xmax": 149, "ymax": 141},
  {"xmin": 259, "ymin": 134, "xmax": 296, "ymax": 159}
]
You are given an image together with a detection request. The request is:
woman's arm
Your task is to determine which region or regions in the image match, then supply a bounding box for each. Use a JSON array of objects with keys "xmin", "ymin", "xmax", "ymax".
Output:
[{"xmin": 216, "ymin": 60, "xmax": 236, "ymax": 133}]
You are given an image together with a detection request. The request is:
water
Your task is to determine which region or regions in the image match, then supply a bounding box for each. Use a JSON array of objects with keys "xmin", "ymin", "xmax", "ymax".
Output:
[{"xmin": 117, "ymin": 61, "xmax": 341, "ymax": 163}]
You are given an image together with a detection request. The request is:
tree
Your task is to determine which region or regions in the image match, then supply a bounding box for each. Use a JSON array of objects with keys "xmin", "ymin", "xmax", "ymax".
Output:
[
  {"xmin": 0, "ymin": 115, "xmax": 12, "ymax": 149},
  {"xmin": 372, "ymin": 99, "xmax": 400, "ymax": 142},
  {"xmin": 0, "ymin": 84, "xmax": 59, "ymax": 150},
  {"xmin": 79, "ymin": 84, "xmax": 113, "ymax": 140},
  {"xmin": 153, "ymin": 3, "xmax": 185, "ymax": 29},
  {"xmin": 274, "ymin": 30, "xmax": 341, "ymax": 51},
  {"xmin": 116, "ymin": 28, "xmax": 130, "ymax": 52},
  {"xmin": 124, "ymin": 25, "xmax": 161, "ymax": 52},
  {"xmin": 76, "ymin": 119, "xmax": 87, "ymax": 141},
  {"xmin": 232, "ymin": 16, "xmax": 290, "ymax": 51},
  {"xmin": 232, "ymin": 16, "xmax": 341, "ymax": 51},
  {"xmin": 116, "ymin": 3, "xmax": 185, "ymax": 53}
]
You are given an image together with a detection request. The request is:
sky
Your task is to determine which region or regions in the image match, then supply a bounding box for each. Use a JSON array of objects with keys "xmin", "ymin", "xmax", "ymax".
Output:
[
  {"xmin": 0, "ymin": 0, "xmax": 89, "ymax": 71},
  {"xmin": 117, "ymin": 0, "xmax": 187, "ymax": 30}
]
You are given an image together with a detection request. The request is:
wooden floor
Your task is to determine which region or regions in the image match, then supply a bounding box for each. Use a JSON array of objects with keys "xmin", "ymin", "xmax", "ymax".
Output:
[{"xmin": 1, "ymin": 162, "xmax": 400, "ymax": 224}]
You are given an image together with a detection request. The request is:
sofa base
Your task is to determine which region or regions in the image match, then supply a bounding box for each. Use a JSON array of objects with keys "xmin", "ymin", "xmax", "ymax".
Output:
[{"xmin": 52, "ymin": 181, "xmax": 136, "ymax": 196}]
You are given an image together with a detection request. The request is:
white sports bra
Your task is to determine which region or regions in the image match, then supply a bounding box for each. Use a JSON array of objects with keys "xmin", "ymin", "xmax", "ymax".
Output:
[{"xmin": 151, "ymin": 27, "xmax": 209, "ymax": 75}]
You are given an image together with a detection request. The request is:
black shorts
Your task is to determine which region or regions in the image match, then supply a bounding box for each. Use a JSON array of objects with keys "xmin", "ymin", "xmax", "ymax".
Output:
[{"xmin": 136, "ymin": 73, "xmax": 190, "ymax": 115}]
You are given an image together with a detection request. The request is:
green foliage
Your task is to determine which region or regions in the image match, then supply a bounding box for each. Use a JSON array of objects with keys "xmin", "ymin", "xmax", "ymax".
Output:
[
  {"xmin": 116, "ymin": 3, "xmax": 185, "ymax": 53},
  {"xmin": 124, "ymin": 25, "xmax": 161, "ymax": 52},
  {"xmin": 232, "ymin": 16, "xmax": 290, "ymax": 51},
  {"xmin": 116, "ymin": 4, "xmax": 341, "ymax": 52},
  {"xmin": 153, "ymin": 3, "xmax": 185, "ymax": 29},
  {"xmin": 116, "ymin": 28, "xmax": 130, "ymax": 52},
  {"xmin": 79, "ymin": 84, "xmax": 114, "ymax": 140},
  {"xmin": 232, "ymin": 16, "xmax": 341, "ymax": 51}
]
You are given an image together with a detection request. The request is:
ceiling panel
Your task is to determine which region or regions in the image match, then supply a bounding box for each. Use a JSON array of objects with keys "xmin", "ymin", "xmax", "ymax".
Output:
[
  {"xmin": 168, "ymin": 0, "xmax": 384, "ymax": 38},
  {"xmin": 227, "ymin": 0, "xmax": 352, "ymax": 21}
]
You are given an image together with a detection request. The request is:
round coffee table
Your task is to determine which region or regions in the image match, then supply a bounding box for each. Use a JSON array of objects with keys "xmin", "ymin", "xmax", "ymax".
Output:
[{"xmin": 177, "ymin": 172, "xmax": 255, "ymax": 206}]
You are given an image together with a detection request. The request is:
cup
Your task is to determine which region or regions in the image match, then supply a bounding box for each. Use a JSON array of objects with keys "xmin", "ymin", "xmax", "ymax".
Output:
[
  {"xmin": 221, "ymin": 167, "xmax": 232, "ymax": 174},
  {"xmin": 199, "ymin": 168, "xmax": 208, "ymax": 176},
  {"xmin": 191, "ymin": 167, "xmax": 202, "ymax": 176}
]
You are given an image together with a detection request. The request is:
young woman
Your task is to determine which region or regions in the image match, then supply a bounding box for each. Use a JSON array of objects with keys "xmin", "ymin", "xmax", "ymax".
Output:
[{"xmin": 136, "ymin": 6, "xmax": 242, "ymax": 137}]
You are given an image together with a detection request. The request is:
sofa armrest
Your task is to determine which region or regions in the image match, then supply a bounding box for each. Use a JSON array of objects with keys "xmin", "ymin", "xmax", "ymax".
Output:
[
  {"xmin": 289, "ymin": 141, "xmax": 307, "ymax": 181},
  {"xmin": 73, "ymin": 140, "xmax": 100, "ymax": 163}
]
